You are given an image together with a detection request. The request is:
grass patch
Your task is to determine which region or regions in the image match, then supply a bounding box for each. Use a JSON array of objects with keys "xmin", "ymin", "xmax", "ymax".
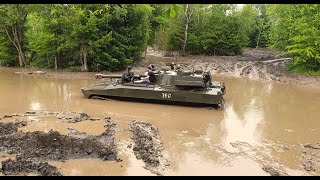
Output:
[
  {"xmin": 64, "ymin": 66, "xmax": 82, "ymax": 72},
  {"xmin": 287, "ymin": 63, "xmax": 320, "ymax": 76}
]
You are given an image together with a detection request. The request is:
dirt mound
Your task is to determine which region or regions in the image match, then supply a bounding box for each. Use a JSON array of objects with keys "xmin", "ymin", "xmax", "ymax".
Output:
[
  {"xmin": 300, "ymin": 143, "xmax": 320, "ymax": 172},
  {"xmin": 0, "ymin": 111, "xmax": 118, "ymax": 176},
  {"xmin": 143, "ymin": 48, "xmax": 320, "ymax": 89},
  {"xmin": 55, "ymin": 111, "xmax": 103, "ymax": 123},
  {"xmin": 1, "ymin": 157, "xmax": 62, "ymax": 176},
  {"xmin": 262, "ymin": 165, "xmax": 289, "ymax": 176},
  {"xmin": 0, "ymin": 128, "xmax": 117, "ymax": 161},
  {"xmin": 242, "ymin": 48, "xmax": 281, "ymax": 61},
  {"xmin": 129, "ymin": 121, "xmax": 164, "ymax": 167},
  {"xmin": 65, "ymin": 112, "xmax": 91, "ymax": 123},
  {"xmin": 0, "ymin": 122, "xmax": 27, "ymax": 136}
]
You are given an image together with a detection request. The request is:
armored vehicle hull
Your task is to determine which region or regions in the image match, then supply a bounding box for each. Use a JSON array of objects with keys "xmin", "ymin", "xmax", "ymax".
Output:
[
  {"xmin": 81, "ymin": 70, "xmax": 226, "ymax": 107},
  {"xmin": 81, "ymin": 82, "xmax": 224, "ymax": 106}
]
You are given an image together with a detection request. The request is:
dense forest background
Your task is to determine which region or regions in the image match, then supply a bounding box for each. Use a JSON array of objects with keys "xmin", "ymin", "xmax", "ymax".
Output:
[{"xmin": 0, "ymin": 4, "xmax": 319, "ymax": 73}]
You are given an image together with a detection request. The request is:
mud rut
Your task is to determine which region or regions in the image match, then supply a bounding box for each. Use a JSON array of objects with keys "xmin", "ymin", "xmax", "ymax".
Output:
[
  {"xmin": 1, "ymin": 111, "xmax": 319, "ymax": 176},
  {"xmin": 139, "ymin": 48, "xmax": 320, "ymax": 89}
]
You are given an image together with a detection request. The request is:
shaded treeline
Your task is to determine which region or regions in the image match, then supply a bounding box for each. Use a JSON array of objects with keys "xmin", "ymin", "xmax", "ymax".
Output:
[{"xmin": 0, "ymin": 4, "xmax": 318, "ymax": 72}]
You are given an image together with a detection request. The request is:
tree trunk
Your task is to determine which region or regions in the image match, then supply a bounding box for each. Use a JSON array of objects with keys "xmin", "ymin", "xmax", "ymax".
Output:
[
  {"xmin": 9, "ymin": 26, "xmax": 26, "ymax": 67},
  {"xmin": 3, "ymin": 6, "xmax": 27, "ymax": 67},
  {"xmin": 18, "ymin": 53, "xmax": 23, "ymax": 67},
  {"xmin": 54, "ymin": 54, "xmax": 58, "ymax": 70},
  {"xmin": 16, "ymin": 22, "xmax": 26, "ymax": 66},
  {"xmin": 46, "ymin": 54, "xmax": 49, "ymax": 67},
  {"xmin": 83, "ymin": 45, "xmax": 88, "ymax": 72},
  {"xmin": 80, "ymin": 45, "xmax": 84, "ymax": 71},
  {"xmin": 182, "ymin": 4, "xmax": 190, "ymax": 56},
  {"xmin": 144, "ymin": 46, "xmax": 147, "ymax": 58},
  {"xmin": 256, "ymin": 29, "xmax": 261, "ymax": 48}
]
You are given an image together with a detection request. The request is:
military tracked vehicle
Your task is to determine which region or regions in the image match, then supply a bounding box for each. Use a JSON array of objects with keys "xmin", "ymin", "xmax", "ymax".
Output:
[{"xmin": 81, "ymin": 66, "xmax": 226, "ymax": 107}]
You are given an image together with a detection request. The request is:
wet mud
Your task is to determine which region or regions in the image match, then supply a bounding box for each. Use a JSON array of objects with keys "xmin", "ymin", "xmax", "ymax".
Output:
[
  {"xmin": 128, "ymin": 121, "xmax": 169, "ymax": 175},
  {"xmin": 1, "ymin": 157, "xmax": 62, "ymax": 176},
  {"xmin": 300, "ymin": 143, "xmax": 320, "ymax": 172},
  {"xmin": 0, "ymin": 111, "xmax": 170, "ymax": 176},
  {"xmin": 0, "ymin": 111, "xmax": 120, "ymax": 176},
  {"xmin": 262, "ymin": 165, "xmax": 289, "ymax": 176},
  {"xmin": 143, "ymin": 48, "xmax": 320, "ymax": 89},
  {"xmin": 0, "ymin": 122, "xmax": 27, "ymax": 136},
  {"xmin": 0, "ymin": 128, "xmax": 117, "ymax": 162}
]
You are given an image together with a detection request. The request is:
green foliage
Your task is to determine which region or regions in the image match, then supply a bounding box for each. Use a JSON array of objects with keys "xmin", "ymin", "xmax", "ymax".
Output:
[
  {"xmin": 267, "ymin": 4, "xmax": 297, "ymax": 50},
  {"xmin": 164, "ymin": 14, "xmax": 184, "ymax": 51},
  {"xmin": 269, "ymin": 4, "xmax": 320, "ymax": 71},
  {"xmin": 65, "ymin": 65, "xmax": 82, "ymax": 72},
  {"xmin": 1, "ymin": 4, "xmax": 318, "ymax": 73},
  {"xmin": 148, "ymin": 4, "xmax": 166, "ymax": 48},
  {"xmin": 161, "ymin": 4, "xmax": 182, "ymax": 19},
  {"xmin": 15, "ymin": 4, "xmax": 152, "ymax": 71},
  {"xmin": 247, "ymin": 4, "xmax": 270, "ymax": 48},
  {"xmin": 92, "ymin": 4, "xmax": 152, "ymax": 71},
  {"xmin": 164, "ymin": 4, "xmax": 251, "ymax": 55},
  {"xmin": 0, "ymin": 4, "xmax": 30, "ymax": 67},
  {"xmin": 0, "ymin": 32, "xmax": 17, "ymax": 66},
  {"xmin": 287, "ymin": 62, "xmax": 320, "ymax": 76}
]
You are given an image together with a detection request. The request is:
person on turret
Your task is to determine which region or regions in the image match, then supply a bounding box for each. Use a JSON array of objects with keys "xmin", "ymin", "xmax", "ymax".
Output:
[
  {"xmin": 135, "ymin": 66, "xmax": 156, "ymax": 84},
  {"xmin": 123, "ymin": 66, "xmax": 134, "ymax": 82}
]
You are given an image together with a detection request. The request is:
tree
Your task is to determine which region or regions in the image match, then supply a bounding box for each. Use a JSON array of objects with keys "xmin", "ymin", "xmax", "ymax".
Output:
[
  {"xmin": 285, "ymin": 5, "xmax": 320, "ymax": 70},
  {"xmin": 0, "ymin": 4, "xmax": 29, "ymax": 67},
  {"xmin": 267, "ymin": 4, "xmax": 298, "ymax": 50},
  {"xmin": 247, "ymin": 4, "xmax": 270, "ymax": 48},
  {"xmin": 25, "ymin": 4, "xmax": 71, "ymax": 70},
  {"xmin": 182, "ymin": 4, "xmax": 193, "ymax": 56},
  {"xmin": 67, "ymin": 4, "xmax": 109, "ymax": 71},
  {"xmin": 268, "ymin": 4, "xmax": 320, "ymax": 71},
  {"xmin": 148, "ymin": 4, "xmax": 166, "ymax": 50},
  {"xmin": 92, "ymin": 4, "xmax": 152, "ymax": 71},
  {"xmin": 0, "ymin": 30, "xmax": 17, "ymax": 66}
]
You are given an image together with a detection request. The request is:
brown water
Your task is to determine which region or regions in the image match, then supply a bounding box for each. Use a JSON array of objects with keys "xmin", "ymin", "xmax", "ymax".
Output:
[{"xmin": 0, "ymin": 67, "xmax": 320, "ymax": 176}]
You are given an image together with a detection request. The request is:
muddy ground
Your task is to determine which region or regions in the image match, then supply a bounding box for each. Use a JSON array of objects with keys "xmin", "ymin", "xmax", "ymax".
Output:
[
  {"xmin": 141, "ymin": 48, "xmax": 320, "ymax": 89},
  {"xmin": 0, "ymin": 111, "xmax": 168, "ymax": 176},
  {"xmin": 128, "ymin": 121, "xmax": 169, "ymax": 175}
]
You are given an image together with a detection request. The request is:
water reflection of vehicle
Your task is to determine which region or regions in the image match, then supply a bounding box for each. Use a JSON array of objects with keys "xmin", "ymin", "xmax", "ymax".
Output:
[{"xmin": 81, "ymin": 67, "xmax": 226, "ymax": 107}]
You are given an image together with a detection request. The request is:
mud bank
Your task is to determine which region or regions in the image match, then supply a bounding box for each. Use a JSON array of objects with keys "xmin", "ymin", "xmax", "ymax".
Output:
[
  {"xmin": 128, "ymin": 121, "xmax": 169, "ymax": 175},
  {"xmin": 129, "ymin": 121, "xmax": 164, "ymax": 167},
  {"xmin": 0, "ymin": 129, "xmax": 117, "ymax": 161},
  {"xmin": 0, "ymin": 112, "xmax": 118, "ymax": 176},
  {"xmin": 1, "ymin": 157, "xmax": 62, "ymax": 176},
  {"xmin": 300, "ymin": 143, "xmax": 320, "ymax": 172},
  {"xmin": 142, "ymin": 48, "xmax": 320, "ymax": 89},
  {"xmin": 0, "ymin": 122, "xmax": 27, "ymax": 136},
  {"xmin": 262, "ymin": 165, "xmax": 289, "ymax": 176},
  {"xmin": 0, "ymin": 111, "xmax": 170, "ymax": 176}
]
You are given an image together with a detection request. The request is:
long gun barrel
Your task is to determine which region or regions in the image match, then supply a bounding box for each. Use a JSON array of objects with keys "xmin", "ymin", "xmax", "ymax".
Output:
[{"xmin": 95, "ymin": 74, "xmax": 146, "ymax": 79}]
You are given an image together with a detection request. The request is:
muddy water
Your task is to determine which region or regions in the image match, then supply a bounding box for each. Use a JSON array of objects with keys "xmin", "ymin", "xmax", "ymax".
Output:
[{"xmin": 0, "ymin": 67, "xmax": 320, "ymax": 176}]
